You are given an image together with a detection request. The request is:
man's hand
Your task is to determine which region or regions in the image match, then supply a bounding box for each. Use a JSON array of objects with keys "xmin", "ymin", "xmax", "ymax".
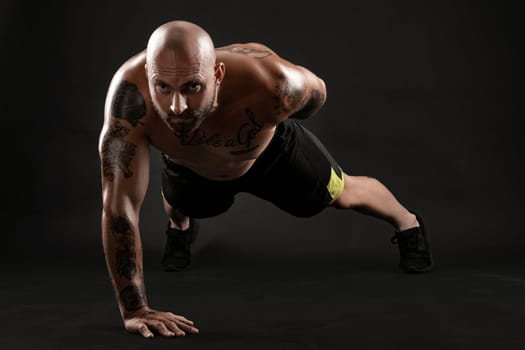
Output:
[{"xmin": 123, "ymin": 308, "xmax": 200, "ymax": 338}]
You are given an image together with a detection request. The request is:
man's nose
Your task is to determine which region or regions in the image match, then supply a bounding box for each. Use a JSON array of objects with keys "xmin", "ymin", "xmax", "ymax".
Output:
[{"xmin": 170, "ymin": 93, "xmax": 187, "ymax": 115}]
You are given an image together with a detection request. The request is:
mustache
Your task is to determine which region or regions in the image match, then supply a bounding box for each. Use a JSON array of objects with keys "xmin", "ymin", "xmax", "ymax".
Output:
[{"xmin": 167, "ymin": 110, "xmax": 197, "ymax": 118}]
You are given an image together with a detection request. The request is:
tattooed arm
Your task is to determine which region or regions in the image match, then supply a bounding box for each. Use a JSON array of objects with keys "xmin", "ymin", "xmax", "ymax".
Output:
[
  {"xmin": 248, "ymin": 43, "xmax": 327, "ymax": 121},
  {"xmin": 98, "ymin": 72, "xmax": 198, "ymax": 338},
  {"xmin": 217, "ymin": 42, "xmax": 327, "ymax": 122},
  {"xmin": 281, "ymin": 65, "xmax": 327, "ymax": 120}
]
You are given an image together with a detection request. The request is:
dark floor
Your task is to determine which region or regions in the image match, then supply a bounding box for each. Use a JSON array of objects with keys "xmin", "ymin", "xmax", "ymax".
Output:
[{"xmin": 3, "ymin": 246, "xmax": 525, "ymax": 350}]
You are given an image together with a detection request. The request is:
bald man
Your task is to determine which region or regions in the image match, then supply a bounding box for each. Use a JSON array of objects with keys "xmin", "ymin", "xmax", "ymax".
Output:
[{"xmin": 98, "ymin": 20, "xmax": 433, "ymax": 338}]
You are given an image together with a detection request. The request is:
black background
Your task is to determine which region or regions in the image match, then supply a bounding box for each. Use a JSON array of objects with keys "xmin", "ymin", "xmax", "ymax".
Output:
[{"xmin": 2, "ymin": 1, "xmax": 524, "ymax": 349}]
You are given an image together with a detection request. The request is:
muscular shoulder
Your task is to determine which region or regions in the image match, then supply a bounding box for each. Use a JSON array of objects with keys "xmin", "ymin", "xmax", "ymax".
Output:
[
  {"xmin": 103, "ymin": 50, "xmax": 154, "ymax": 131},
  {"xmin": 217, "ymin": 42, "xmax": 313, "ymax": 121},
  {"xmin": 216, "ymin": 42, "xmax": 276, "ymax": 60},
  {"xmin": 216, "ymin": 42, "xmax": 280, "ymax": 90}
]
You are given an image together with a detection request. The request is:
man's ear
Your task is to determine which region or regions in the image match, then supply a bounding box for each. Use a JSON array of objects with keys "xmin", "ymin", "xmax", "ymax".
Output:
[
  {"xmin": 215, "ymin": 62, "xmax": 225, "ymax": 84},
  {"xmin": 144, "ymin": 63, "xmax": 149, "ymax": 78}
]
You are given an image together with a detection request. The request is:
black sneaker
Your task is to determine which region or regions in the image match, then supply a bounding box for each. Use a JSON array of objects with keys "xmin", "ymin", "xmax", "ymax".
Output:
[
  {"xmin": 391, "ymin": 212, "xmax": 433, "ymax": 273},
  {"xmin": 161, "ymin": 219, "xmax": 199, "ymax": 272}
]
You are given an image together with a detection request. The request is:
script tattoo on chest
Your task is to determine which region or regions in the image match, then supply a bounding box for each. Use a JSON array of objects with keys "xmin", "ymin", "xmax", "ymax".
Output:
[
  {"xmin": 179, "ymin": 108, "xmax": 263, "ymax": 155},
  {"xmin": 110, "ymin": 80, "xmax": 146, "ymax": 127},
  {"xmin": 101, "ymin": 121, "xmax": 137, "ymax": 181}
]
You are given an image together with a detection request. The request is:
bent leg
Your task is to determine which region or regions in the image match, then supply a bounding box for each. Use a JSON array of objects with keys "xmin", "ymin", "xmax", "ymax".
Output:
[
  {"xmin": 162, "ymin": 195, "xmax": 190, "ymax": 230},
  {"xmin": 330, "ymin": 173, "xmax": 418, "ymax": 232},
  {"xmin": 160, "ymin": 194, "xmax": 200, "ymax": 271}
]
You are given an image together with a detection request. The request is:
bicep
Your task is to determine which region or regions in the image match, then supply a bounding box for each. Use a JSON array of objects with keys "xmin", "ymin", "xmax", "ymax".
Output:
[
  {"xmin": 100, "ymin": 70, "xmax": 152, "ymax": 213},
  {"xmin": 290, "ymin": 66, "xmax": 327, "ymax": 119},
  {"xmin": 99, "ymin": 117, "xmax": 150, "ymax": 216},
  {"xmin": 272, "ymin": 62, "xmax": 327, "ymax": 120}
]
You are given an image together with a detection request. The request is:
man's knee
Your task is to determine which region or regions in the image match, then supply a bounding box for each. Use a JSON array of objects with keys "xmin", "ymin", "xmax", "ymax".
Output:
[{"xmin": 330, "ymin": 174, "xmax": 375, "ymax": 209}]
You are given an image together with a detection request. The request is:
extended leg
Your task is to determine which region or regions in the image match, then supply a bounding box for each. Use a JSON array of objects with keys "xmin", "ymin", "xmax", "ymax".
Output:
[
  {"xmin": 330, "ymin": 174, "xmax": 418, "ymax": 231},
  {"xmin": 331, "ymin": 173, "xmax": 433, "ymax": 273}
]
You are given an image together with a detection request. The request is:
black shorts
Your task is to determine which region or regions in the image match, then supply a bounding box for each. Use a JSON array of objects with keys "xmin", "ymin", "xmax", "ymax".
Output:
[{"xmin": 161, "ymin": 119, "xmax": 344, "ymax": 218}]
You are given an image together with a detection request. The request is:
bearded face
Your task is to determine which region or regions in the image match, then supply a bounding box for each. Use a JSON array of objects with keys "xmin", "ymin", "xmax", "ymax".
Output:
[{"xmin": 152, "ymin": 82, "xmax": 217, "ymax": 138}]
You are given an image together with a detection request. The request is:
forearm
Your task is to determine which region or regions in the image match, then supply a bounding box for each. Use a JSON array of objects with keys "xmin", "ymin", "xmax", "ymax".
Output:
[{"xmin": 102, "ymin": 209, "xmax": 148, "ymax": 319}]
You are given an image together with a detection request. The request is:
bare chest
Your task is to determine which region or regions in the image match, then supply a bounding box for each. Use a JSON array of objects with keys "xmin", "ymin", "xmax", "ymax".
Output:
[{"xmin": 148, "ymin": 109, "xmax": 277, "ymax": 180}]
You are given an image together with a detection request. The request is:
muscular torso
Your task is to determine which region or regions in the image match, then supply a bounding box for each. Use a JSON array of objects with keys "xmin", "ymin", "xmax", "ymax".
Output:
[
  {"xmin": 113, "ymin": 43, "xmax": 310, "ymax": 180},
  {"xmin": 149, "ymin": 109, "xmax": 277, "ymax": 180}
]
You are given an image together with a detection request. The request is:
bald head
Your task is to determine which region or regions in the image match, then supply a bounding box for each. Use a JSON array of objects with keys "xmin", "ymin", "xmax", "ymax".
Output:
[
  {"xmin": 145, "ymin": 21, "xmax": 224, "ymax": 136},
  {"xmin": 146, "ymin": 20, "xmax": 216, "ymax": 68}
]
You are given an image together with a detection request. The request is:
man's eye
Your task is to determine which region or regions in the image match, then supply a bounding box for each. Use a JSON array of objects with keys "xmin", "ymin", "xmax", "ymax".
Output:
[
  {"xmin": 187, "ymin": 82, "xmax": 201, "ymax": 92},
  {"xmin": 156, "ymin": 82, "xmax": 170, "ymax": 92}
]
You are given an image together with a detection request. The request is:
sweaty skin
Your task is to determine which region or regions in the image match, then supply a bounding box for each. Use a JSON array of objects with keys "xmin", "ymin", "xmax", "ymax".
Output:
[{"xmin": 98, "ymin": 20, "xmax": 326, "ymax": 339}]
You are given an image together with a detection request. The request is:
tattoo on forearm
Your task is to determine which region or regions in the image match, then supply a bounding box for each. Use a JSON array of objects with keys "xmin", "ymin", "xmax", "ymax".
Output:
[
  {"xmin": 217, "ymin": 46, "xmax": 272, "ymax": 59},
  {"xmin": 120, "ymin": 285, "xmax": 147, "ymax": 311},
  {"xmin": 177, "ymin": 108, "xmax": 262, "ymax": 155},
  {"xmin": 101, "ymin": 121, "xmax": 137, "ymax": 181},
  {"xmin": 273, "ymin": 74, "xmax": 303, "ymax": 115},
  {"xmin": 110, "ymin": 215, "xmax": 136, "ymax": 280},
  {"xmin": 111, "ymin": 80, "xmax": 146, "ymax": 127}
]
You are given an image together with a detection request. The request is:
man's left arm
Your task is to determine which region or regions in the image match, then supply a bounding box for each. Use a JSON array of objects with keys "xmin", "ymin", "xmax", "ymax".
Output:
[{"xmin": 287, "ymin": 65, "xmax": 327, "ymax": 120}]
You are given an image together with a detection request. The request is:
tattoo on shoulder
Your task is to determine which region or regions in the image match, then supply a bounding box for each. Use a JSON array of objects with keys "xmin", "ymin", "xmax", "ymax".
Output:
[
  {"xmin": 120, "ymin": 285, "xmax": 147, "ymax": 311},
  {"xmin": 110, "ymin": 215, "xmax": 136, "ymax": 280},
  {"xmin": 217, "ymin": 46, "xmax": 272, "ymax": 59},
  {"xmin": 100, "ymin": 121, "xmax": 137, "ymax": 182},
  {"xmin": 111, "ymin": 80, "xmax": 146, "ymax": 127},
  {"xmin": 273, "ymin": 74, "xmax": 303, "ymax": 115}
]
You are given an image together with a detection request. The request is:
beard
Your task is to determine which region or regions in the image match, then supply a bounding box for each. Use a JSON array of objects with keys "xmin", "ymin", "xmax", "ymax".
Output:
[{"xmin": 154, "ymin": 84, "xmax": 217, "ymax": 138}]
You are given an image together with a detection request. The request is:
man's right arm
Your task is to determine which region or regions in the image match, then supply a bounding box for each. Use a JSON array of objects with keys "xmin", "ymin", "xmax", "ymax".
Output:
[{"xmin": 98, "ymin": 72, "xmax": 198, "ymax": 338}]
